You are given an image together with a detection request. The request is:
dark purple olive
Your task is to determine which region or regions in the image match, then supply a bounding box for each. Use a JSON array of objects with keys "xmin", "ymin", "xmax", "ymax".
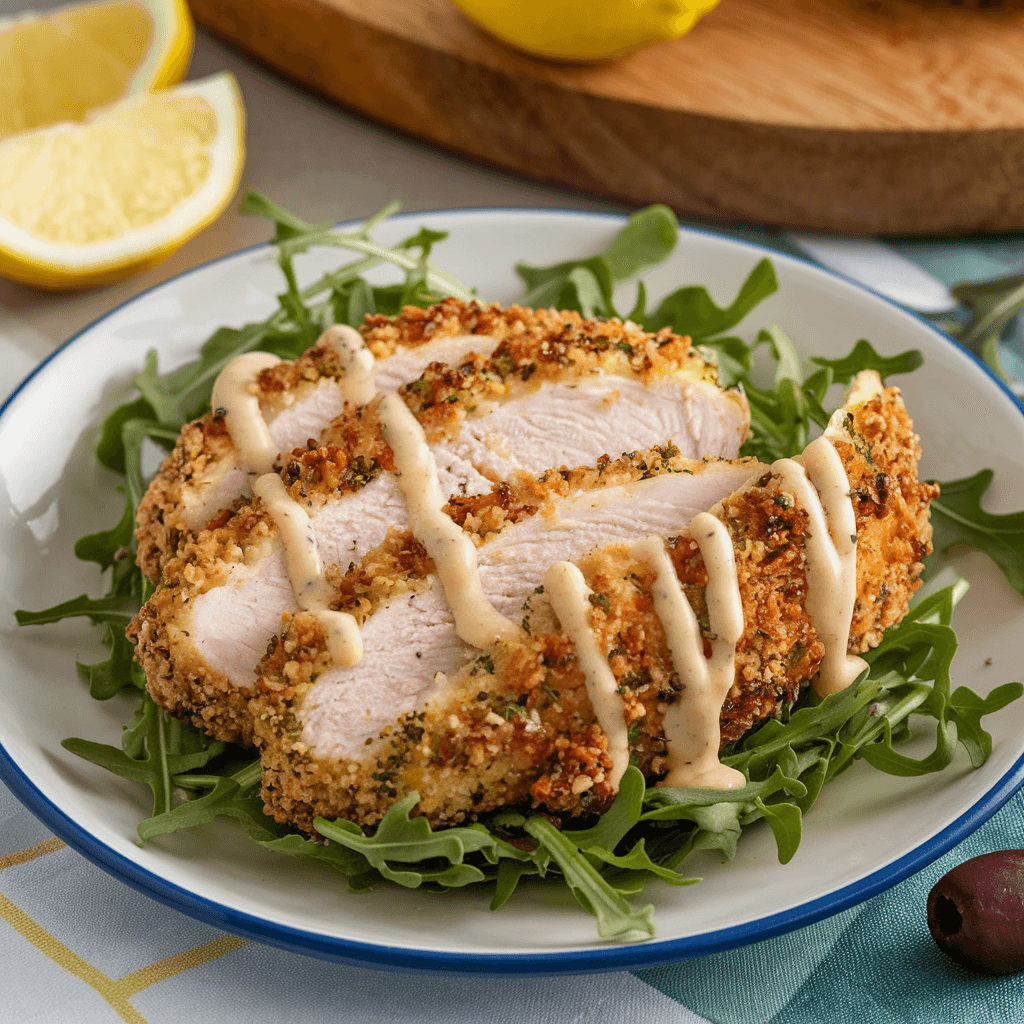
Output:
[{"xmin": 927, "ymin": 850, "xmax": 1024, "ymax": 975}]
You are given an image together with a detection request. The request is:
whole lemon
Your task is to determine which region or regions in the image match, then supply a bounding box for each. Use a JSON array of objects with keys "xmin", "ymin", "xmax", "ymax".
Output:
[{"xmin": 450, "ymin": 0, "xmax": 721, "ymax": 62}]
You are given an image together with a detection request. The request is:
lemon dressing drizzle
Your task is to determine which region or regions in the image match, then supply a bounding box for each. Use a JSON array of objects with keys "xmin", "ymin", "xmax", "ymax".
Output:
[
  {"xmin": 211, "ymin": 341, "xmax": 378, "ymax": 668},
  {"xmin": 209, "ymin": 351, "xmax": 282, "ymax": 478},
  {"xmin": 320, "ymin": 324, "xmax": 377, "ymax": 406},
  {"xmin": 632, "ymin": 524, "xmax": 745, "ymax": 790},
  {"xmin": 252, "ymin": 474, "xmax": 362, "ymax": 667},
  {"xmin": 377, "ymin": 391, "xmax": 522, "ymax": 649},
  {"xmin": 772, "ymin": 438, "xmax": 866, "ymax": 697},
  {"xmin": 543, "ymin": 561, "xmax": 630, "ymax": 790}
]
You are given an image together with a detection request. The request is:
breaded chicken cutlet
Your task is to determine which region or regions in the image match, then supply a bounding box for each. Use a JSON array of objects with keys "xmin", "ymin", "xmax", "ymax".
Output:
[
  {"xmin": 128, "ymin": 298, "xmax": 935, "ymax": 839},
  {"xmin": 252, "ymin": 377, "xmax": 935, "ymax": 832},
  {"xmin": 130, "ymin": 304, "xmax": 748, "ymax": 747}
]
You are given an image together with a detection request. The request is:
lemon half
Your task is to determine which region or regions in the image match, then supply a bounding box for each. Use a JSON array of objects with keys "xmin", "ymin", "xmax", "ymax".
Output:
[
  {"xmin": 0, "ymin": 72, "xmax": 245, "ymax": 290},
  {"xmin": 452, "ymin": 0, "xmax": 721, "ymax": 62},
  {"xmin": 0, "ymin": 0, "xmax": 194, "ymax": 142}
]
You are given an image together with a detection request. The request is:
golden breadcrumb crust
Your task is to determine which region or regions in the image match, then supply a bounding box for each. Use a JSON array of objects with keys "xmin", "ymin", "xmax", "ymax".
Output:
[{"xmin": 130, "ymin": 300, "xmax": 734, "ymax": 744}]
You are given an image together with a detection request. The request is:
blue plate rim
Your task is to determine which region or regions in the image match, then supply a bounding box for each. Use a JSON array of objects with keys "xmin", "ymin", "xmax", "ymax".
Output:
[{"xmin": 2, "ymin": 205, "xmax": 1022, "ymax": 976}]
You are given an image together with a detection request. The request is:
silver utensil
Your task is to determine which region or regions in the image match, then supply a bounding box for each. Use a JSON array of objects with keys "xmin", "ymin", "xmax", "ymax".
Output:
[{"xmin": 786, "ymin": 233, "xmax": 959, "ymax": 314}]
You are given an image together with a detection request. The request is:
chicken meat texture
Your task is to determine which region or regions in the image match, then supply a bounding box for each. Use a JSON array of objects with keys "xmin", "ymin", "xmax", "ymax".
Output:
[
  {"xmin": 252, "ymin": 377, "xmax": 936, "ymax": 834},
  {"xmin": 130, "ymin": 303, "xmax": 749, "ymax": 746},
  {"xmin": 134, "ymin": 299, "xmax": 741, "ymax": 583}
]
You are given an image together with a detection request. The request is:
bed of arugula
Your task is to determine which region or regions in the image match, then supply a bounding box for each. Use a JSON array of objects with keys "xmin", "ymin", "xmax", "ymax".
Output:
[{"xmin": 16, "ymin": 196, "xmax": 1024, "ymax": 942}]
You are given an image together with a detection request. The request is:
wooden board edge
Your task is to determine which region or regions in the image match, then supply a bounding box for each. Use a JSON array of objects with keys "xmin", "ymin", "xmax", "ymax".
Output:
[{"xmin": 191, "ymin": 0, "xmax": 1024, "ymax": 235}]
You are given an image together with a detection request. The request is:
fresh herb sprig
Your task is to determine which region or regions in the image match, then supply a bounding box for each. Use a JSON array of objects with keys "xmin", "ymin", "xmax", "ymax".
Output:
[
  {"xmin": 927, "ymin": 272, "xmax": 1024, "ymax": 390},
  {"xmin": 14, "ymin": 196, "xmax": 1024, "ymax": 941}
]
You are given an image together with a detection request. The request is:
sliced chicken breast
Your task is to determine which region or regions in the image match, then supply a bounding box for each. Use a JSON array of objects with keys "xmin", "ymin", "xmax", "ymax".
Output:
[
  {"xmin": 253, "ymin": 379, "xmax": 937, "ymax": 833},
  {"xmin": 136, "ymin": 298, "xmax": 736, "ymax": 583},
  {"xmin": 134, "ymin": 326, "xmax": 503, "ymax": 582},
  {"xmin": 295, "ymin": 461, "xmax": 764, "ymax": 762},
  {"xmin": 131, "ymin": 309, "xmax": 749, "ymax": 745}
]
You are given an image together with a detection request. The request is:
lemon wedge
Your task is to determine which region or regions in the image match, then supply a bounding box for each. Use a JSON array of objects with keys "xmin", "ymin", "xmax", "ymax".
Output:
[
  {"xmin": 0, "ymin": 72, "xmax": 245, "ymax": 290},
  {"xmin": 0, "ymin": 0, "xmax": 194, "ymax": 142},
  {"xmin": 451, "ymin": 0, "xmax": 720, "ymax": 62}
]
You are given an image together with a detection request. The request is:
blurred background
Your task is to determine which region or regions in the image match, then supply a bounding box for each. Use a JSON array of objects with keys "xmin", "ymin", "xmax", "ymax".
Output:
[{"xmin": 4, "ymin": 0, "xmax": 1024, "ymax": 376}]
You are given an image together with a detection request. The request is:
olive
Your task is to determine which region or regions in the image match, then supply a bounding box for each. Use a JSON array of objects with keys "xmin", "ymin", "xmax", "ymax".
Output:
[{"xmin": 927, "ymin": 850, "xmax": 1024, "ymax": 975}]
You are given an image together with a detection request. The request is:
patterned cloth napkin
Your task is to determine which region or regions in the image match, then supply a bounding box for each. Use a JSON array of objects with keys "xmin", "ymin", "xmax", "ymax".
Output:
[{"xmin": 1, "ymin": 229, "xmax": 1022, "ymax": 1024}]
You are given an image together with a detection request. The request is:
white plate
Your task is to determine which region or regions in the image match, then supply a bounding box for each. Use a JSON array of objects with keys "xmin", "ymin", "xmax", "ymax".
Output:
[{"xmin": 1, "ymin": 210, "xmax": 1023, "ymax": 975}]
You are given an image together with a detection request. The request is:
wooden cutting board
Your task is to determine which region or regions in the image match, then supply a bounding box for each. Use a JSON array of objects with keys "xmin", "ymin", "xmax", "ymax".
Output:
[{"xmin": 189, "ymin": 0, "xmax": 1024, "ymax": 235}]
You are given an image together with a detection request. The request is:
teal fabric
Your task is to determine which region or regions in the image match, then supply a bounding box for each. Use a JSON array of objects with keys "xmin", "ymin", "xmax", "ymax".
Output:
[
  {"xmin": 638, "ymin": 791, "xmax": 1024, "ymax": 1024},
  {"xmin": 633, "ymin": 228, "xmax": 1024, "ymax": 1024}
]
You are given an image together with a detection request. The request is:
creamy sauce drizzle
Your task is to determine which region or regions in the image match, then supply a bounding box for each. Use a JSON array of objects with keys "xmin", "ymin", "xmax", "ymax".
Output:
[
  {"xmin": 210, "ymin": 351, "xmax": 282, "ymax": 478},
  {"xmin": 211, "ymin": 329, "xmax": 521, "ymax": 671},
  {"xmin": 211, "ymin": 329, "xmax": 377, "ymax": 670},
  {"xmin": 377, "ymin": 391, "xmax": 522, "ymax": 649},
  {"xmin": 320, "ymin": 324, "xmax": 377, "ymax": 406},
  {"xmin": 633, "ymin": 524, "xmax": 746, "ymax": 790},
  {"xmin": 772, "ymin": 438, "xmax": 866, "ymax": 696},
  {"xmin": 252, "ymin": 474, "xmax": 362, "ymax": 667},
  {"xmin": 543, "ymin": 561, "xmax": 630, "ymax": 789},
  {"xmin": 210, "ymin": 339, "xmax": 870, "ymax": 788}
]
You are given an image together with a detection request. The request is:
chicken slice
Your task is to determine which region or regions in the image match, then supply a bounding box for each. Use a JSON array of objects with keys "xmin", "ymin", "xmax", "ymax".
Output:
[
  {"xmin": 134, "ymin": 327, "xmax": 504, "ymax": 583},
  {"xmin": 253, "ymin": 380, "xmax": 936, "ymax": 833}
]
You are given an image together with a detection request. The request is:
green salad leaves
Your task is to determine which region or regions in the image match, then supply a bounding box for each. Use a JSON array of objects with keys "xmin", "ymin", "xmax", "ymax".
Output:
[{"xmin": 15, "ymin": 197, "xmax": 1024, "ymax": 941}]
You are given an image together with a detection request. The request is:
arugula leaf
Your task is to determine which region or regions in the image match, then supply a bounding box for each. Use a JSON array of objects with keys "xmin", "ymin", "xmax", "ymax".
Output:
[
  {"xmin": 949, "ymin": 273, "xmax": 1024, "ymax": 385},
  {"xmin": 134, "ymin": 322, "xmax": 283, "ymax": 427},
  {"xmin": 517, "ymin": 256, "xmax": 615, "ymax": 316},
  {"xmin": 737, "ymin": 332, "xmax": 923, "ymax": 465},
  {"xmin": 810, "ymin": 339, "xmax": 924, "ymax": 383},
  {"xmin": 641, "ymin": 768, "xmax": 804, "ymax": 868},
  {"xmin": 695, "ymin": 336, "xmax": 750, "ymax": 389},
  {"xmin": 74, "ymin": 493, "xmax": 135, "ymax": 571},
  {"xmin": 948, "ymin": 683, "xmax": 1024, "ymax": 768},
  {"xmin": 560, "ymin": 265, "xmax": 611, "ymax": 319},
  {"xmin": 584, "ymin": 838, "xmax": 698, "ymax": 888},
  {"xmin": 645, "ymin": 258, "xmax": 777, "ymax": 339},
  {"xmin": 516, "ymin": 205, "xmax": 677, "ymax": 318},
  {"xmin": 740, "ymin": 327, "xmax": 830, "ymax": 463},
  {"xmin": 242, "ymin": 194, "xmax": 472, "ymax": 304},
  {"xmin": 490, "ymin": 859, "xmax": 531, "ymax": 911},
  {"xmin": 260, "ymin": 830, "xmax": 378, "ymax": 883},
  {"xmin": 15, "ymin": 594, "xmax": 134, "ymax": 629},
  {"xmin": 63, "ymin": 693, "xmax": 224, "ymax": 819},
  {"xmin": 753, "ymin": 798, "xmax": 802, "ymax": 864},
  {"xmin": 601, "ymin": 205, "xmax": 679, "ymax": 281},
  {"xmin": 77, "ymin": 624, "xmax": 142, "ymax": 700},
  {"xmin": 72, "ymin": 491, "xmax": 142, "ymax": 601},
  {"xmin": 523, "ymin": 816, "xmax": 656, "ymax": 940},
  {"xmin": 930, "ymin": 469, "xmax": 1024, "ymax": 596},
  {"xmin": 332, "ymin": 278, "xmax": 376, "ymax": 329},
  {"xmin": 315, "ymin": 795, "xmax": 497, "ymax": 888},
  {"xmin": 96, "ymin": 396, "xmax": 156, "ymax": 473},
  {"xmin": 561, "ymin": 765, "xmax": 645, "ymax": 852},
  {"xmin": 137, "ymin": 777, "xmax": 252, "ymax": 842},
  {"xmin": 240, "ymin": 192, "xmax": 330, "ymax": 240}
]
